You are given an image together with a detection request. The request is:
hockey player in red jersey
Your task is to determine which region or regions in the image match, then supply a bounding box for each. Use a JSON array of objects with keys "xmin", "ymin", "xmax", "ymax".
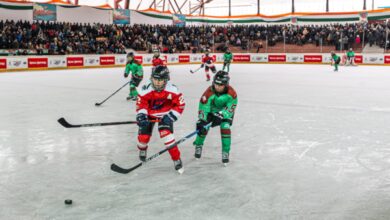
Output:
[
  {"xmin": 152, "ymin": 50, "xmax": 166, "ymax": 67},
  {"xmin": 201, "ymin": 49, "xmax": 217, "ymax": 81},
  {"xmin": 136, "ymin": 65, "xmax": 185, "ymax": 173}
]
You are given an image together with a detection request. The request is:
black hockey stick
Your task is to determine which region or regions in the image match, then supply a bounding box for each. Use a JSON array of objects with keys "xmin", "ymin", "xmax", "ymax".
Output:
[
  {"xmin": 95, "ymin": 81, "xmax": 130, "ymax": 106},
  {"xmin": 190, "ymin": 66, "xmax": 202, "ymax": 74},
  {"xmin": 111, "ymin": 123, "xmax": 212, "ymax": 174},
  {"xmin": 57, "ymin": 117, "xmax": 138, "ymax": 128}
]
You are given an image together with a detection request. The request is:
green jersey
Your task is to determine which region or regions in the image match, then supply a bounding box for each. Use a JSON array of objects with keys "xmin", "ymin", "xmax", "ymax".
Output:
[
  {"xmin": 223, "ymin": 52, "xmax": 233, "ymax": 63},
  {"xmin": 124, "ymin": 60, "xmax": 143, "ymax": 78},
  {"xmin": 198, "ymin": 86, "xmax": 238, "ymax": 121},
  {"xmin": 332, "ymin": 54, "xmax": 340, "ymax": 62},
  {"xmin": 347, "ymin": 51, "xmax": 355, "ymax": 57}
]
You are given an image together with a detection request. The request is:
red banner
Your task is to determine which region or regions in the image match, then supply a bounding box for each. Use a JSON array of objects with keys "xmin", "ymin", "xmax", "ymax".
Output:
[
  {"xmin": 134, "ymin": 56, "xmax": 143, "ymax": 64},
  {"xmin": 233, "ymin": 55, "xmax": 250, "ymax": 62},
  {"xmin": 28, "ymin": 57, "xmax": 48, "ymax": 68},
  {"xmin": 179, "ymin": 55, "xmax": 190, "ymax": 63},
  {"xmin": 0, "ymin": 58, "xmax": 6, "ymax": 69},
  {"xmin": 304, "ymin": 55, "xmax": 322, "ymax": 63},
  {"xmin": 100, "ymin": 56, "xmax": 115, "ymax": 65},
  {"xmin": 384, "ymin": 56, "xmax": 390, "ymax": 64},
  {"xmin": 354, "ymin": 55, "xmax": 363, "ymax": 64},
  {"xmin": 67, "ymin": 57, "xmax": 84, "ymax": 67},
  {"xmin": 268, "ymin": 55, "xmax": 286, "ymax": 62}
]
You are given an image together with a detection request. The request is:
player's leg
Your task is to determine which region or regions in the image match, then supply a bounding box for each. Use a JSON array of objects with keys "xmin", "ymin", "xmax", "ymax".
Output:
[{"xmin": 137, "ymin": 122, "xmax": 155, "ymax": 161}]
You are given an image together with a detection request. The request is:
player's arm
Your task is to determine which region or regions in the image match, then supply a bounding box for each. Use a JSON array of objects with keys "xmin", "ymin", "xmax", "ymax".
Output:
[
  {"xmin": 136, "ymin": 88, "xmax": 150, "ymax": 115},
  {"xmin": 198, "ymin": 88, "xmax": 213, "ymax": 121},
  {"xmin": 124, "ymin": 64, "xmax": 131, "ymax": 77},
  {"xmin": 221, "ymin": 96, "xmax": 238, "ymax": 120}
]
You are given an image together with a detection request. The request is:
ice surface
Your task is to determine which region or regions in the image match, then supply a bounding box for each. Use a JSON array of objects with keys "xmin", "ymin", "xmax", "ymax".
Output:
[{"xmin": 1, "ymin": 64, "xmax": 390, "ymax": 219}]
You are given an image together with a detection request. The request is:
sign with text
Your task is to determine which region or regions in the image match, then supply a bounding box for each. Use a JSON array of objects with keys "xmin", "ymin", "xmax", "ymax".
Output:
[
  {"xmin": 178, "ymin": 55, "xmax": 190, "ymax": 63},
  {"xmin": 233, "ymin": 55, "xmax": 250, "ymax": 62},
  {"xmin": 28, "ymin": 57, "xmax": 48, "ymax": 68},
  {"xmin": 268, "ymin": 55, "xmax": 286, "ymax": 62},
  {"xmin": 304, "ymin": 55, "xmax": 322, "ymax": 63},
  {"xmin": 0, "ymin": 58, "xmax": 7, "ymax": 69},
  {"xmin": 67, "ymin": 57, "xmax": 84, "ymax": 67},
  {"xmin": 100, "ymin": 56, "xmax": 115, "ymax": 65}
]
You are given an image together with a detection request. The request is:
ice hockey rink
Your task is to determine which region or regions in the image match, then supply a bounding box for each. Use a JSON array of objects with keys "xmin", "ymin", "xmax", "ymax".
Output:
[{"xmin": 1, "ymin": 63, "xmax": 390, "ymax": 219}]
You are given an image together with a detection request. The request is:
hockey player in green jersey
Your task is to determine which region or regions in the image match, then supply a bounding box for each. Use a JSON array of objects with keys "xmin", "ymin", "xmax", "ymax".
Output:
[
  {"xmin": 331, "ymin": 51, "xmax": 341, "ymax": 72},
  {"xmin": 222, "ymin": 48, "xmax": 233, "ymax": 73},
  {"xmin": 193, "ymin": 70, "xmax": 238, "ymax": 165},
  {"xmin": 124, "ymin": 52, "xmax": 144, "ymax": 101},
  {"xmin": 346, "ymin": 48, "xmax": 356, "ymax": 66}
]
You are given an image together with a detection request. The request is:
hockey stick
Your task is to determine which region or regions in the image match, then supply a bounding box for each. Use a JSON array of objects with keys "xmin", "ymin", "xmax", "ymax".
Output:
[
  {"xmin": 190, "ymin": 66, "xmax": 202, "ymax": 74},
  {"xmin": 111, "ymin": 123, "xmax": 212, "ymax": 174},
  {"xmin": 95, "ymin": 81, "xmax": 130, "ymax": 106},
  {"xmin": 57, "ymin": 117, "xmax": 138, "ymax": 128}
]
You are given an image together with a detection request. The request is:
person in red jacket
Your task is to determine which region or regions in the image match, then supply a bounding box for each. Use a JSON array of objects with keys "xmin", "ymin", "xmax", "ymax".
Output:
[
  {"xmin": 201, "ymin": 49, "xmax": 216, "ymax": 81},
  {"xmin": 135, "ymin": 65, "xmax": 185, "ymax": 173},
  {"xmin": 152, "ymin": 50, "xmax": 166, "ymax": 67}
]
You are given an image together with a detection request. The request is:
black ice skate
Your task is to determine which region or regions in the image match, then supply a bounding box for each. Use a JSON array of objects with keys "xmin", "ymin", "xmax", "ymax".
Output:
[
  {"xmin": 173, "ymin": 159, "xmax": 184, "ymax": 174},
  {"xmin": 139, "ymin": 150, "xmax": 147, "ymax": 162},
  {"xmin": 222, "ymin": 152, "xmax": 229, "ymax": 166},
  {"xmin": 194, "ymin": 146, "xmax": 202, "ymax": 159},
  {"xmin": 126, "ymin": 96, "xmax": 137, "ymax": 101}
]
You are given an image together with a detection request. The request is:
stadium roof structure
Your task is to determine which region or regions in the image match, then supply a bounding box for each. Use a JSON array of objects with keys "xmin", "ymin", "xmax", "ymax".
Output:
[{"xmin": 9, "ymin": 0, "xmax": 390, "ymax": 16}]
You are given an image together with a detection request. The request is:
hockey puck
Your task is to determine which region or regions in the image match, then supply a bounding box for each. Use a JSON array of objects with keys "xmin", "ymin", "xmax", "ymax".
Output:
[{"xmin": 64, "ymin": 199, "xmax": 72, "ymax": 205}]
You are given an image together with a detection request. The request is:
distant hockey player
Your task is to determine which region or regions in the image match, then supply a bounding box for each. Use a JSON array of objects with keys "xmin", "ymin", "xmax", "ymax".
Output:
[
  {"xmin": 346, "ymin": 48, "xmax": 356, "ymax": 66},
  {"xmin": 193, "ymin": 70, "xmax": 237, "ymax": 166},
  {"xmin": 124, "ymin": 52, "xmax": 144, "ymax": 101},
  {"xmin": 136, "ymin": 65, "xmax": 185, "ymax": 173},
  {"xmin": 201, "ymin": 49, "xmax": 217, "ymax": 81},
  {"xmin": 222, "ymin": 48, "xmax": 233, "ymax": 73},
  {"xmin": 152, "ymin": 49, "xmax": 166, "ymax": 68},
  {"xmin": 331, "ymin": 51, "xmax": 341, "ymax": 72},
  {"xmin": 341, "ymin": 50, "xmax": 347, "ymax": 66}
]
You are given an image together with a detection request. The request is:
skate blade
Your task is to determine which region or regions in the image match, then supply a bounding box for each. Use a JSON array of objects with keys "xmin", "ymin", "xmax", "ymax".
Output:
[
  {"xmin": 223, "ymin": 163, "xmax": 228, "ymax": 167},
  {"xmin": 177, "ymin": 168, "xmax": 184, "ymax": 174}
]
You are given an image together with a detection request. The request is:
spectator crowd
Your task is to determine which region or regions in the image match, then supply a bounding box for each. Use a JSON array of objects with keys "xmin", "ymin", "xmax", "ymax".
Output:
[{"xmin": 0, "ymin": 19, "xmax": 389, "ymax": 55}]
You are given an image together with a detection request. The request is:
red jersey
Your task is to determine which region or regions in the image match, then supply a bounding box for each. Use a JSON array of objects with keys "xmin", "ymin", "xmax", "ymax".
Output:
[
  {"xmin": 202, "ymin": 55, "xmax": 215, "ymax": 67},
  {"xmin": 152, "ymin": 57, "xmax": 166, "ymax": 67},
  {"xmin": 136, "ymin": 82, "xmax": 185, "ymax": 119}
]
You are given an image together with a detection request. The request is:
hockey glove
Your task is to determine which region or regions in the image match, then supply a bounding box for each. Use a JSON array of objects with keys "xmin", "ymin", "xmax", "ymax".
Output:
[
  {"xmin": 124, "ymin": 72, "xmax": 129, "ymax": 78},
  {"xmin": 201, "ymin": 64, "xmax": 205, "ymax": 68},
  {"xmin": 196, "ymin": 120, "xmax": 209, "ymax": 135},
  {"xmin": 136, "ymin": 113, "xmax": 149, "ymax": 127},
  {"xmin": 161, "ymin": 112, "xmax": 178, "ymax": 125},
  {"xmin": 211, "ymin": 112, "xmax": 224, "ymax": 127}
]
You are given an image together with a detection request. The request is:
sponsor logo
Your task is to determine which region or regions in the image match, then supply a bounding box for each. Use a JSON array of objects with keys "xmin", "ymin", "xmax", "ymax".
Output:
[
  {"xmin": 28, "ymin": 58, "xmax": 48, "ymax": 68},
  {"xmin": 100, "ymin": 56, "xmax": 115, "ymax": 65},
  {"xmin": 0, "ymin": 59, "xmax": 7, "ymax": 69},
  {"xmin": 134, "ymin": 56, "xmax": 143, "ymax": 64},
  {"xmin": 233, "ymin": 55, "xmax": 250, "ymax": 62},
  {"xmin": 385, "ymin": 56, "xmax": 390, "ymax": 64},
  {"xmin": 254, "ymin": 56, "xmax": 267, "ymax": 61},
  {"xmin": 11, "ymin": 60, "xmax": 22, "ymax": 67},
  {"xmin": 354, "ymin": 55, "xmax": 363, "ymax": 63},
  {"xmin": 179, "ymin": 55, "xmax": 190, "ymax": 63},
  {"xmin": 67, "ymin": 57, "xmax": 84, "ymax": 67},
  {"xmin": 304, "ymin": 55, "xmax": 322, "ymax": 62},
  {"xmin": 268, "ymin": 55, "xmax": 286, "ymax": 62},
  {"xmin": 88, "ymin": 58, "xmax": 97, "ymax": 64},
  {"xmin": 369, "ymin": 57, "xmax": 378, "ymax": 62}
]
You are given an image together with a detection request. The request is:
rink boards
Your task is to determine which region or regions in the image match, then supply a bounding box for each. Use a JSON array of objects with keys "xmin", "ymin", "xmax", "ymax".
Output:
[{"xmin": 1, "ymin": 53, "xmax": 390, "ymax": 72}]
